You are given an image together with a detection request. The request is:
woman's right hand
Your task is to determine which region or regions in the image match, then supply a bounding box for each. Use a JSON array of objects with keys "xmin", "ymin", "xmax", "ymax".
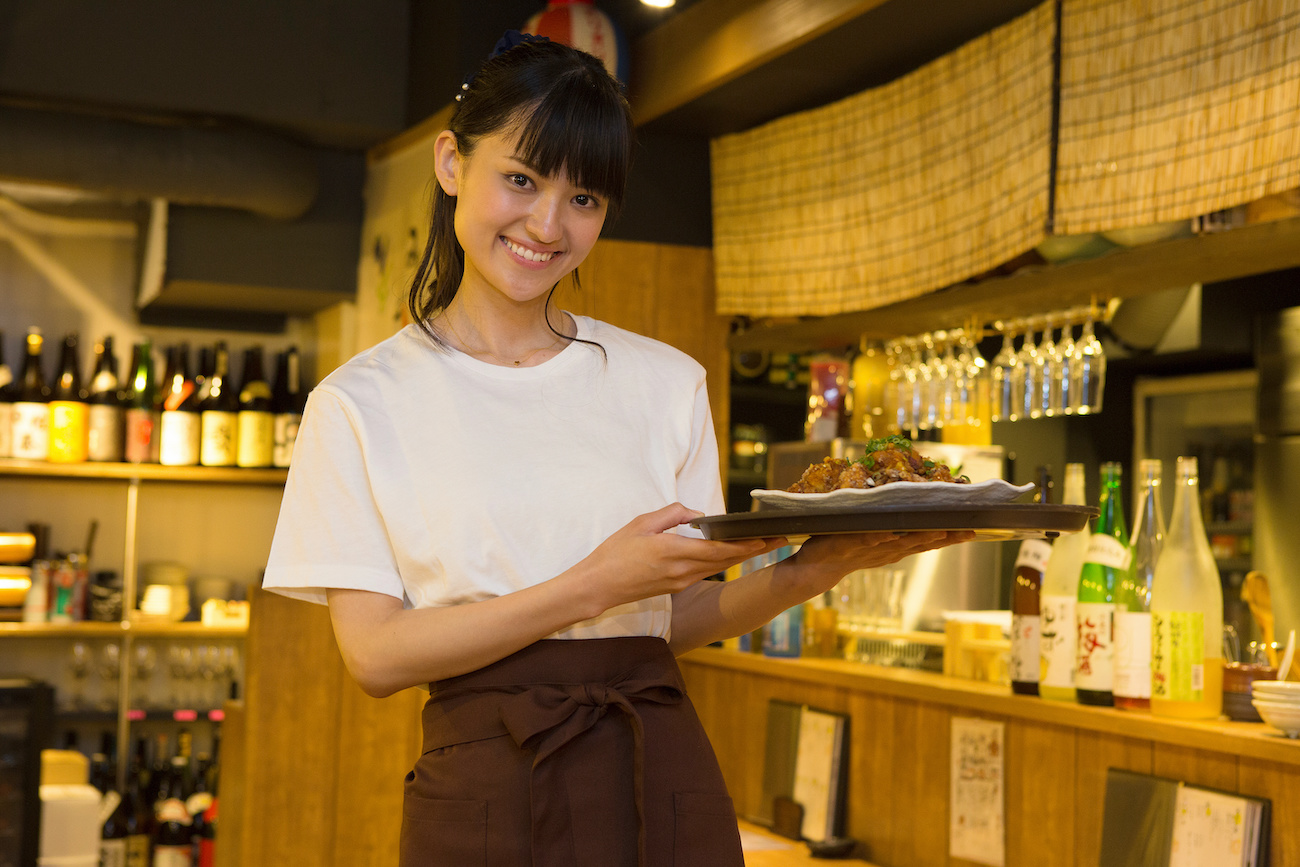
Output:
[{"xmin": 577, "ymin": 503, "xmax": 785, "ymax": 611}]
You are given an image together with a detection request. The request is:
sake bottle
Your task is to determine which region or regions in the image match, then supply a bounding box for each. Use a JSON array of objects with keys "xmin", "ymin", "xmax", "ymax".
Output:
[
  {"xmin": 1114, "ymin": 459, "xmax": 1164, "ymax": 711},
  {"xmin": 1010, "ymin": 466, "xmax": 1053, "ymax": 696},
  {"xmin": 1039, "ymin": 463, "xmax": 1089, "ymax": 702},
  {"xmin": 1076, "ymin": 462, "xmax": 1130, "ymax": 707},
  {"xmin": 1150, "ymin": 456, "xmax": 1225, "ymax": 719}
]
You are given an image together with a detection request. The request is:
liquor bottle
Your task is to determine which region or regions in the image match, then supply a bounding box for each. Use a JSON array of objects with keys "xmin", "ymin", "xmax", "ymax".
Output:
[
  {"xmin": 159, "ymin": 344, "xmax": 202, "ymax": 466},
  {"xmin": 1077, "ymin": 462, "xmax": 1130, "ymax": 706},
  {"xmin": 1115, "ymin": 459, "xmax": 1164, "ymax": 711},
  {"xmin": 199, "ymin": 343, "xmax": 239, "ymax": 467},
  {"xmin": 11, "ymin": 327, "xmax": 51, "ymax": 459},
  {"xmin": 48, "ymin": 332, "xmax": 89, "ymax": 463},
  {"xmin": 0, "ymin": 331, "xmax": 15, "ymax": 458},
  {"xmin": 1151, "ymin": 456, "xmax": 1225, "ymax": 719},
  {"xmin": 187, "ymin": 753, "xmax": 215, "ymax": 866},
  {"xmin": 271, "ymin": 346, "xmax": 306, "ymax": 468},
  {"xmin": 236, "ymin": 346, "xmax": 273, "ymax": 468},
  {"xmin": 123, "ymin": 745, "xmax": 153, "ymax": 867},
  {"xmin": 124, "ymin": 342, "xmax": 160, "ymax": 464},
  {"xmin": 153, "ymin": 795, "xmax": 195, "ymax": 867},
  {"xmin": 100, "ymin": 763, "xmax": 131, "ymax": 867},
  {"xmin": 87, "ymin": 337, "xmax": 125, "ymax": 462},
  {"xmin": 1010, "ymin": 466, "xmax": 1053, "ymax": 696},
  {"xmin": 1039, "ymin": 462, "xmax": 1089, "ymax": 702}
]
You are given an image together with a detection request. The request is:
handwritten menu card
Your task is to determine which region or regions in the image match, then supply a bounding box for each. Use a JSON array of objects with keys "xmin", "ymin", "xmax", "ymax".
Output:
[{"xmin": 949, "ymin": 717, "xmax": 1006, "ymax": 867}]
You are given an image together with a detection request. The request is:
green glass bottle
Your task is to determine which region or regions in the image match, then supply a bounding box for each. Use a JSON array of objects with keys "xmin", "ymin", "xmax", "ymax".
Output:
[{"xmin": 1077, "ymin": 462, "xmax": 1132, "ymax": 706}]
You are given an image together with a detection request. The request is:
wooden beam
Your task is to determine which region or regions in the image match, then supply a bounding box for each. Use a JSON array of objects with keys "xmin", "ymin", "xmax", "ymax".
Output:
[{"xmin": 628, "ymin": 0, "xmax": 892, "ymax": 127}]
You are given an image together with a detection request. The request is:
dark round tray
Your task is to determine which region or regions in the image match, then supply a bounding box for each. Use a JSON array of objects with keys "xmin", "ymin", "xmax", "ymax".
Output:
[{"xmin": 690, "ymin": 503, "xmax": 1097, "ymax": 541}]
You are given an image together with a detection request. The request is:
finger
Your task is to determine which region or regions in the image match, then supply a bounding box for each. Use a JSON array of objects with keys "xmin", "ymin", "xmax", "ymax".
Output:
[{"xmin": 636, "ymin": 502, "xmax": 706, "ymax": 534}]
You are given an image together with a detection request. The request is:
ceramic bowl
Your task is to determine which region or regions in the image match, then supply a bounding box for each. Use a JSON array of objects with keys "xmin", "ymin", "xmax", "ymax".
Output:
[
  {"xmin": 1251, "ymin": 681, "xmax": 1300, "ymax": 699},
  {"xmin": 1252, "ymin": 699, "xmax": 1300, "ymax": 738},
  {"xmin": 1101, "ymin": 220, "xmax": 1194, "ymax": 247}
]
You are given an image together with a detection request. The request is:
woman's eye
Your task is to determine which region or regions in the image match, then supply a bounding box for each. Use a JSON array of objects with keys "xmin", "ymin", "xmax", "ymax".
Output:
[
  {"xmin": 574, "ymin": 194, "xmax": 600, "ymax": 208},
  {"xmin": 506, "ymin": 173, "xmax": 531, "ymax": 188}
]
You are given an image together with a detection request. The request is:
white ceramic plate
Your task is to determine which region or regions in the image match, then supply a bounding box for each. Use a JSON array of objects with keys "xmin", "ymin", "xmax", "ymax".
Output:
[{"xmin": 751, "ymin": 479, "xmax": 1036, "ymax": 512}]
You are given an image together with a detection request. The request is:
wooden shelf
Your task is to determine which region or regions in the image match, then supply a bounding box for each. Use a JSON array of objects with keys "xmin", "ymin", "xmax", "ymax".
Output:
[
  {"xmin": 0, "ymin": 458, "xmax": 287, "ymax": 486},
  {"xmin": 0, "ymin": 620, "xmax": 247, "ymax": 639},
  {"xmin": 729, "ymin": 216, "xmax": 1300, "ymax": 352}
]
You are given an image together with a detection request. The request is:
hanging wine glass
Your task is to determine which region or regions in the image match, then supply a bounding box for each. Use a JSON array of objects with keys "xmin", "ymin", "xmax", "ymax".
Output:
[
  {"xmin": 937, "ymin": 331, "xmax": 959, "ymax": 427},
  {"xmin": 884, "ymin": 341, "xmax": 905, "ymax": 435},
  {"xmin": 965, "ymin": 326, "xmax": 989, "ymax": 427},
  {"xmin": 133, "ymin": 643, "xmax": 158, "ymax": 711},
  {"xmin": 952, "ymin": 329, "xmax": 975, "ymax": 426},
  {"xmin": 915, "ymin": 334, "xmax": 937, "ymax": 431},
  {"xmin": 1070, "ymin": 310, "xmax": 1107, "ymax": 414},
  {"xmin": 1052, "ymin": 316, "xmax": 1077, "ymax": 415},
  {"xmin": 901, "ymin": 338, "xmax": 922, "ymax": 435},
  {"xmin": 97, "ymin": 642, "xmax": 121, "ymax": 712},
  {"xmin": 1034, "ymin": 318, "xmax": 1057, "ymax": 418},
  {"xmin": 990, "ymin": 325, "xmax": 1020, "ymax": 422},
  {"xmin": 1017, "ymin": 318, "xmax": 1043, "ymax": 420},
  {"xmin": 68, "ymin": 641, "xmax": 90, "ymax": 711}
]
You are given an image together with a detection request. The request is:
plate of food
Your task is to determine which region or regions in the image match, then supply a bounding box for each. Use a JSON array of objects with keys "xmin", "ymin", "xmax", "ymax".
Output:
[{"xmin": 691, "ymin": 436, "xmax": 1094, "ymax": 541}]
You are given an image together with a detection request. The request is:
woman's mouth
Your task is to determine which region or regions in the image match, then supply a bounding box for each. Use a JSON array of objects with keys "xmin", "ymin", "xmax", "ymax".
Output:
[{"xmin": 502, "ymin": 237, "xmax": 560, "ymax": 263}]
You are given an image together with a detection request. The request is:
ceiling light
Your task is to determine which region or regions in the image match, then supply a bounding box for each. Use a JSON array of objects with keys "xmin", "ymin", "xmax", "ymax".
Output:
[{"xmin": 641, "ymin": 0, "xmax": 676, "ymax": 8}]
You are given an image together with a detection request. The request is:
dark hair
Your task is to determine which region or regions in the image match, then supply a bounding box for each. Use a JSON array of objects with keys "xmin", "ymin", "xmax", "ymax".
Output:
[{"xmin": 408, "ymin": 39, "xmax": 636, "ymax": 342}]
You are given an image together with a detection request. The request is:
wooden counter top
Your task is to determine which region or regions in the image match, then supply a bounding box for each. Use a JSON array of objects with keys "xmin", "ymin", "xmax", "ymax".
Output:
[
  {"xmin": 738, "ymin": 820, "xmax": 879, "ymax": 867},
  {"xmin": 681, "ymin": 647, "xmax": 1300, "ymax": 766}
]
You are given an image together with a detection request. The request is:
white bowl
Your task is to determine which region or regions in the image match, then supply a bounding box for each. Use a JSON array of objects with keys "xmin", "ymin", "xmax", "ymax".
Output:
[
  {"xmin": 1251, "ymin": 699, "xmax": 1300, "ymax": 738},
  {"xmin": 1251, "ymin": 681, "xmax": 1300, "ymax": 697}
]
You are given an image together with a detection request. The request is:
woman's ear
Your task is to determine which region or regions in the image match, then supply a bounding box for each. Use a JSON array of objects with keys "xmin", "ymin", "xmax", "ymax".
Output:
[{"xmin": 433, "ymin": 130, "xmax": 461, "ymax": 196}]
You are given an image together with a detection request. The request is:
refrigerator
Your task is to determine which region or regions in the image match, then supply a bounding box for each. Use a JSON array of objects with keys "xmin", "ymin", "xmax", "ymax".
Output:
[
  {"xmin": 1132, "ymin": 369, "xmax": 1258, "ymax": 645},
  {"xmin": 0, "ymin": 679, "xmax": 54, "ymax": 867},
  {"xmin": 1255, "ymin": 306, "xmax": 1300, "ymax": 640}
]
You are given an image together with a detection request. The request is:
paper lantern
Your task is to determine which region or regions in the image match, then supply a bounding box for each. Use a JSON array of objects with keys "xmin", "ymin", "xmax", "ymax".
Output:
[{"xmin": 524, "ymin": 0, "xmax": 628, "ymax": 83}]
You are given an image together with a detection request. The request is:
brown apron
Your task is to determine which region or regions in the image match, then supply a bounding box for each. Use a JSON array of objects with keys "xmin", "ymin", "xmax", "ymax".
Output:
[{"xmin": 399, "ymin": 636, "xmax": 743, "ymax": 867}]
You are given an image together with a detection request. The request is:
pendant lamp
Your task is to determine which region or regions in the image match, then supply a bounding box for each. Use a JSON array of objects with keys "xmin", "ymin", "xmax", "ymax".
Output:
[{"xmin": 524, "ymin": 0, "xmax": 629, "ymax": 83}]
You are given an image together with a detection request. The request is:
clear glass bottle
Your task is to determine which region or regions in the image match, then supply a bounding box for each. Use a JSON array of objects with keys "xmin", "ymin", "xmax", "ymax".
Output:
[
  {"xmin": 1115, "ymin": 459, "xmax": 1164, "ymax": 711},
  {"xmin": 1040, "ymin": 463, "xmax": 1089, "ymax": 702},
  {"xmin": 1077, "ymin": 462, "xmax": 1130, "ymax": 706},
  {"xmin": 1150, "ymin": 456, "xmax": 1225, "ymax": 719}
]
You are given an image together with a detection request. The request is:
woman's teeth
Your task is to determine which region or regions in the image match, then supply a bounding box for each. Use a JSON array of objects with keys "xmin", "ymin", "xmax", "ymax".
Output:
[{"xmin": 504, "ymin": 238, "xmax": 557, "ymax": 262}]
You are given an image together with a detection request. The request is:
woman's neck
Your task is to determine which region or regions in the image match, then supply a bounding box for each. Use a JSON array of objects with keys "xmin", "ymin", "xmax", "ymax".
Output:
[{"xmin": 435, "ymin": 296, "xmax": 574, "ymax": 367}]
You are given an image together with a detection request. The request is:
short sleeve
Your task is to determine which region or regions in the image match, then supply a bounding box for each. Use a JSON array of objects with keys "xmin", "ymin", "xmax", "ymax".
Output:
[
  {"xmin": 674, "ymin": 372, "xmax": 726, "ymax": 539},
  {"xmin": 261, "ymin": 388, "xmax": 406, "ymax": 606}
]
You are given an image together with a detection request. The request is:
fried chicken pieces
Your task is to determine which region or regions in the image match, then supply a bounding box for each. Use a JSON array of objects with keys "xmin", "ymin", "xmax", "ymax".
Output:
[{"xmin": 784, "ymin": 436, "xmax": 970, "ymax": 494}]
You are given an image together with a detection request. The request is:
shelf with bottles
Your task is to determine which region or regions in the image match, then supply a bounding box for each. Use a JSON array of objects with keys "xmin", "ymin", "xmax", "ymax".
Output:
[
  {"xmin": 0, "ymin": 456, "xmax": 287, "ymax": 485},
  {"xmin": 0, "ymin": 619, "xmax": 248, "ymax": 638}
]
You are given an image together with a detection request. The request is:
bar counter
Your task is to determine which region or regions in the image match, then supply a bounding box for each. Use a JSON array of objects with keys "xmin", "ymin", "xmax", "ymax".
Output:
[{"xmin": 678, "ymin": 647, "xmax": 1300, "ymax": 867}]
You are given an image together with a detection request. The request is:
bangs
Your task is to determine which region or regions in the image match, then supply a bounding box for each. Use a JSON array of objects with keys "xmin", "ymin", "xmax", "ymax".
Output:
[{"xmin": 512, "ymin": 81, "xmax": 632, "ymax": 214}]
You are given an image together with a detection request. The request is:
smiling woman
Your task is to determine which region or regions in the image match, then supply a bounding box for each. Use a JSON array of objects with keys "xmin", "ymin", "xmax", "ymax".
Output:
[{"xmin": 259, "ymin": 30, "xmax": 968, "ymax": 867}]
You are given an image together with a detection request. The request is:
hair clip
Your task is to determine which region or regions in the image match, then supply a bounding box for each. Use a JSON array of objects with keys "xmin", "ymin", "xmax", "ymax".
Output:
[{"xmin": 457, "ymin": 31, "xmax": 551, "ymax": 102}]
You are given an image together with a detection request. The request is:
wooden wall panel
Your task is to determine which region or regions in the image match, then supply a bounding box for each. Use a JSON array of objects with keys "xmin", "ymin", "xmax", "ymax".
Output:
[
  {"xmin": 1003, "ymin": 719, "xmax": 1076, "ymax": 866},
  {"xmin": 1239, "ymin": 757, "xmax": 1300, "ymax": 867},
  {"xmin": 1151, "ymin": 743, "xmax": 1238, "ymax": 793},
  {"xmin": 846, "ymin": 692, "xmax": 897, "ymax": 864},
  {"xmin": 1072, "ymin": 732, "xmax": 1152, "ymax": 867}
]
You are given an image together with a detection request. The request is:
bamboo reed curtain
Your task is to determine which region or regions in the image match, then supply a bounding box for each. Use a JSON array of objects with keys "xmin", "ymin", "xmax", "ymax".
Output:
[
  {"xmin": 711, "ymin": 2, "xmax": 1055, "ymax": 318},
  {"xmin": 1054, "ymin": 0, "xmax": 1300, "ymax": 234}
]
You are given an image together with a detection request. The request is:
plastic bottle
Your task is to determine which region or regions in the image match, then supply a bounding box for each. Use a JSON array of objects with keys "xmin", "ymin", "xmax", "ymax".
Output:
[
  {"xmin": 1151, "ymin": 456, "xmax": 1225, "ymax": 719},
  {"xmin": 1040, "ymin": 463, "xmax": 1089, "ymax": 702},
  {"xmin": 1115, "ymin": 459, "xmax": 1164, "ymax": 711}
]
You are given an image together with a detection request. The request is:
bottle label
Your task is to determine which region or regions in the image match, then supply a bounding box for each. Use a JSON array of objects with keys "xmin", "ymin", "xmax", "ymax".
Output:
[
  {"xmin": 125, "ymin": 833, "xmax": 151, "ymax": 867},
  {"xmin": 88, "ymin": 404, "xmax": 125, "ymax": 461},
  {"xmin": 1084, "ymin": 534, "xmax": 1132, "ymax": 570},
  {"xmin": 1039, "ymin": 594, "xmax": 1077, "ymax": 688},
  {"xmin": 1010, "ymin": 613, "xmax": 1040, "ymax": 685},
  {"xmin": 236, "ymin": 410, "xmax": 274, "ymax": 467},
  {"xmin": 0, "ymin": 403, "xmax": 13, "ymax": 457},
  {"xmin": 200, "ymin": 411, "xmax": 239, "ymax": 466},
  {"xmin": 1076, "ymin": 601, "xmax": 1114, "ymax": 691},
  {"xmin": 125, "ymin": 408, "xmax": 160, "ymax": 463},
  {"xmin": 11, "ymin": 401, "xmax": 49, "ymax": 459},
  {"xmin": 1113, "ymin": 610, "xmax": 1153, "ymax": 699},
  {"xmin": 1014, "ymin": 538, "xmax": 1052, "ymax": 572},
  {"xmin": 101, "ymin": 838, "xmax": 128, "ymax": 867},
  {"xmin": 154, "ymin": 845, "xmax": 194, "ymax": 867},
  {"xmin": 1152, "ymin": 610, "xmax": 1205, "ymax": 702},
  {"xmin": 48, "ymin": 401, "xmax": 89, "ymax": 462},
  {"xmin": 160, "ymin": 411, "xmax": 202, "ymax": 466},
  {"xmin": 273, "ymin": 411, "xmax": 302, "ymax": 468}
]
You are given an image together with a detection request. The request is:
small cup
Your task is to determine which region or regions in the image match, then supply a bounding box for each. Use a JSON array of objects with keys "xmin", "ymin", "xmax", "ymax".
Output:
[{"xmin": 1223, "ymin": 662, "xmax": 1278, "ymax": 722}]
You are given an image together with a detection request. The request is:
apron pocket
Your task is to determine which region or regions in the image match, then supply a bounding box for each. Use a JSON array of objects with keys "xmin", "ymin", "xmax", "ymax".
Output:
[
  {"xmin": 400, "ymin": 795, "xmax": 487, "ymax": 867},
  {"xmin": 672, "ymin": 791, "xmax": 742, "ymax": 867}
]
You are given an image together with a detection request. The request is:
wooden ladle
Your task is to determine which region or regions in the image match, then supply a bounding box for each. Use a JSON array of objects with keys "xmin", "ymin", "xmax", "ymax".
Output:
[{"xmin": 1242, "ymin": 571, "xmax": 1278, "ymax": 668}]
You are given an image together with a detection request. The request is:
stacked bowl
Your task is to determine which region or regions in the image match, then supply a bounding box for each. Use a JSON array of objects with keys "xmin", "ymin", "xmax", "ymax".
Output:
[{"xmin": 1251, "ymin": 680, "xmax": 1300, "ymax": 737}]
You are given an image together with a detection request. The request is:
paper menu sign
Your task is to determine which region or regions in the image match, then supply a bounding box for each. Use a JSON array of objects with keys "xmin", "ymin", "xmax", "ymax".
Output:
[
  {"xmin": 949, "ymin": 717, "xmax": 1006, "ymax": 867},
  {"xmin": 1170, "ymin": 786, "xmax": 1264, "ymax": 867},
  {"xmin": 792, "ymin": 707, "xmax": 846, "ymax": 843}
]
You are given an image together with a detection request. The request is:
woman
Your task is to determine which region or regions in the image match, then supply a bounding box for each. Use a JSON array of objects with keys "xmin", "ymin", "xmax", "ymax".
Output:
[{"xmin": 262, "ymin": 33, "xmax": 970, "ymax": 866}]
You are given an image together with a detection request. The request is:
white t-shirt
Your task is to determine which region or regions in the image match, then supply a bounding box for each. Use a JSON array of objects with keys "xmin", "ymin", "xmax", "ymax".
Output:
[{"xmin": 261, "ymin": 314, "xmax": 725, "ymax": 641}]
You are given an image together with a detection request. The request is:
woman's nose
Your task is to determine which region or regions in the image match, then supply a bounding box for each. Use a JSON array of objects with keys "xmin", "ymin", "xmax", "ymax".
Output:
[{"xmin": 526, "ymin": 194, "xmax": 563, "ymax": 243}]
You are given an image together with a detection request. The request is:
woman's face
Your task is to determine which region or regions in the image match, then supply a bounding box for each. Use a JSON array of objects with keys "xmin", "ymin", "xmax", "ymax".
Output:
[{"xmin": 434, "ymin": 126, "xmax": 609, "ymax": 308}]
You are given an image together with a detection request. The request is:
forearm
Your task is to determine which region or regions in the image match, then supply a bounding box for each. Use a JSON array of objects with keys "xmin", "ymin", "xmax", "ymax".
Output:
[
  {"xmin": 328, "ymin": 567, "xmax": 606, "ymax": 696},
  {"xmin": 668, "ymin": 556, "xmax": 825, "ymax": 654}
]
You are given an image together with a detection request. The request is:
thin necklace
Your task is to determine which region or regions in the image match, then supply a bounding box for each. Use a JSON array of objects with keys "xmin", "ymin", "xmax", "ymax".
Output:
[{"xmin": 440, "ymin": 315, "xmax": 565, "ymax": 367}]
